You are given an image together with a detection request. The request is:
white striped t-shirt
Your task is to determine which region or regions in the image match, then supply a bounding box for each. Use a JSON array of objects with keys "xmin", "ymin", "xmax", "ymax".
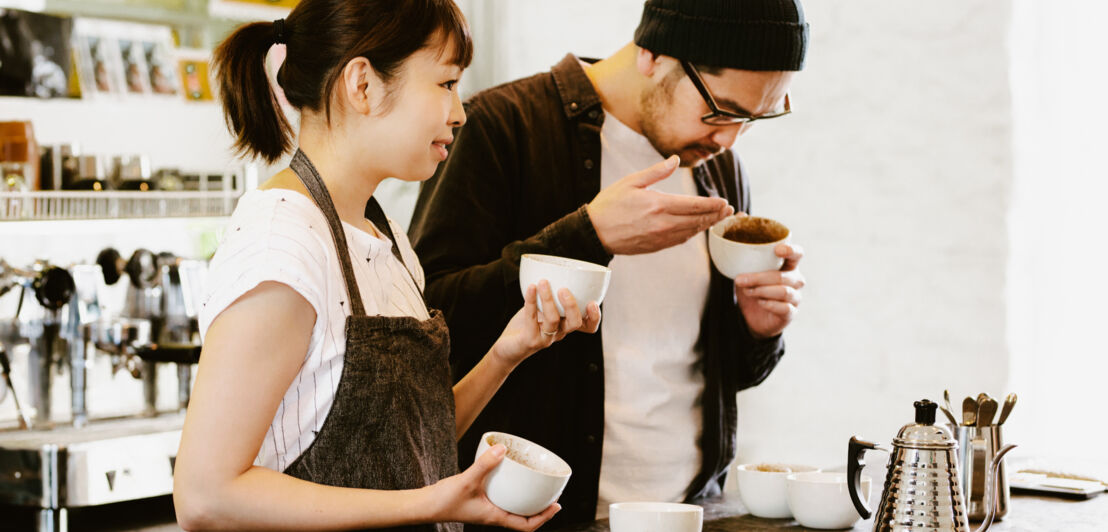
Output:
[{"xmin": 198, "ymin": 188, "xmax": 429, "ymax": 472}]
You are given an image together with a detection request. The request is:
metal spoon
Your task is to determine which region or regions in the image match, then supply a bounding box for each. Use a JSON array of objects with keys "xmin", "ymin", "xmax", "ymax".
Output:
[
  {"xmin": 944, "ymin": 389, "xmax": 955, "ymax": 423},
  {"xmin": 997, "ymin": 393, "xmax": 1018, "ymax": 425},
  {"xmin": 963, "ymin": 396, "xmax": 978, "ymax": 427},
  {"xmin": 977, "ymin": 398, "xmax": 998, "ymax": 427},
  {"xmin": 939, "ymin": 405, "xmax": 959, "ymax": 427}
]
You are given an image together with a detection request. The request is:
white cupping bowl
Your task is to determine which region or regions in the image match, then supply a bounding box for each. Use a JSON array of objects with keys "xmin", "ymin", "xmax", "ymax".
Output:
[
  {"xmin": 786, "ymin": 472, "xmax": 872, "ymax": 529},
  {"xmin": 735, "ymin": 463, "xmax": 819, "ymax": 519},
  {"xmin": 518, "ymin": 254, "xmax": 611, "ymax": 316},
  {"xmin": 476, "ymin": 432, "xmax": 572, "ymax": 516},
  {"xmin": 707, "ymin": 215, "xmax": 790, "ymax": 278},
  {"xmin": 609, "ymin": 502, "xmax": 703, "ymax": 532}
]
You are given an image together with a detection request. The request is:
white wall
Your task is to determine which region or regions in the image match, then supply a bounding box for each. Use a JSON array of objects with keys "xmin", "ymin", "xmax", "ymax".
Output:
[
  {"xmin": 458, "ymin": 0, "xmax": 645, "ymax": 95},
  {"xmin": 735, "ymin": 0, "xmax": 1015, "ymax": 468},
  {"xmin": 0, "ymin": 97, "xmax": 235, "ymax": 171},
  {"xmin": 1007, "ymin": 0, "xmax": 1108, "ymax": 465}
]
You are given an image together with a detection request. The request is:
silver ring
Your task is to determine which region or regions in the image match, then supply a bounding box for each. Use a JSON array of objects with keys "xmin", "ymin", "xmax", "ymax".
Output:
[{"xmin": 541, "ymin": 330, "xmax": 557, "ymax": 337}]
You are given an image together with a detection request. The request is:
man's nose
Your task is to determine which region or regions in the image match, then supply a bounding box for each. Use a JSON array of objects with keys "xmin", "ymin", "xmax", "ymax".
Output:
[{"xmin": 711, "ymin": 124, "xmax": 746, "ymax": 149}]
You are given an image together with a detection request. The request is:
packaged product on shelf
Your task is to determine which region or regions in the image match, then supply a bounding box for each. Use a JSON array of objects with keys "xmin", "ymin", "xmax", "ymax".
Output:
[{"xmin": 0, "ymin": 9, "xmax": 76, "ymax": 99}]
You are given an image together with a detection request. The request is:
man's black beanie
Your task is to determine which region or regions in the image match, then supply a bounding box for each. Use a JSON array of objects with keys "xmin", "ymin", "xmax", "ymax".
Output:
[{"xmin": 634, "ymin": 0, "xmax": 809, "ymax": 71}]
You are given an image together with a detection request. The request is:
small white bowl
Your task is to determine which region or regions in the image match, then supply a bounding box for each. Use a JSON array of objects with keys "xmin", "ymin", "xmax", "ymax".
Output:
[
  {"xmin": 519, "ymin": 254, "xmax": 611, "ymax": 316},
  {"xmin": 786, "ymin": 471, "xmax": 872, "ymax": 529},
  {"xmin": 476, "ymin": 432, "xmax": 572, "ymax": 516},
  {"xmin": 609, "ymin": 502, "xmax": 703, "ymax": 532},
  {"xmin": 735, "ymin": 463, "xmax": 819, "ymax": 519},
  {"xmin": 707, "ymin": 215, "xmax": 790, "ymax": 278}
]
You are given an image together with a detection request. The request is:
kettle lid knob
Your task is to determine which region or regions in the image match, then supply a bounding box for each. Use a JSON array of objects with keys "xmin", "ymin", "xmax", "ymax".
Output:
[
  {"xmin": 895, "ymin": 399, "xmax": 955, "ymax": 448},
  {"xmin": 914, "ymin": 399, "xmax": 937, "ymax": 425}
]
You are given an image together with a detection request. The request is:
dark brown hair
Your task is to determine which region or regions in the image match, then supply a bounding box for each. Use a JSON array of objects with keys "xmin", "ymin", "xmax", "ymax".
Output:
[{"xmin": 213, "ymin": 0, "xmax": 473, "ymax": 163}]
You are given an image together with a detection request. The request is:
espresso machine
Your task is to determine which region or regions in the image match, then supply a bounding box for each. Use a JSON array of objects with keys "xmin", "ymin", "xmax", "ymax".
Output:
[
  {"xmin": 96, "ymin": 248, "xmax": 203, "ymax": 414},
  {"xmin": 0, "ymin": 251, "xmax": 205, "ymax": 532},
  {"xmin": 0, "ymin": 259, "xmax": 76, "ymax": 430}
]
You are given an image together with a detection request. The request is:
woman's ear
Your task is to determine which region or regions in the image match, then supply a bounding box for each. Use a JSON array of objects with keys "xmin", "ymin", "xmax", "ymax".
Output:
[{"xmin": 340, "ymin": 57, "xmax": 380, "ymax": 115}]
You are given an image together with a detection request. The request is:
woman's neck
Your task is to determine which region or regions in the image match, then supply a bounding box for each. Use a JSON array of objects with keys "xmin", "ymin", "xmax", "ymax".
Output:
[{"xmin": 295, "ymin": 122, "xmax": 388, "ymax": 231}]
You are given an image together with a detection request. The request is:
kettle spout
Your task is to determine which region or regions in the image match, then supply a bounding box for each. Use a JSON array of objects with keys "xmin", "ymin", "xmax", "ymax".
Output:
[{"xmin": 973, "ymin": 444, "xmax": 1017, "ymax": 532}]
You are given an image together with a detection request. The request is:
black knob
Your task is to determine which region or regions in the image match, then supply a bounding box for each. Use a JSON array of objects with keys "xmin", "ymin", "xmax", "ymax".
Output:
[
  {"xmin": 914, "ymin": 399, "xmax": 937, "ymax": 425},
  {"xmin": 96, "ymin": 248, "xmax": 124, "ymax": 285},
  {"xmin": 125, "ymin": 249, "xmax": 158, "ymax": 289},
  {"xmin": 33, "ymin": 267, "xmax": 75, "ymax": 311}
]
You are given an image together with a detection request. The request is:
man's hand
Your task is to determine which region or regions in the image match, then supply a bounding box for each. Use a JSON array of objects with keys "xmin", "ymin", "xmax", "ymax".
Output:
[
  {"xmin": 587, "ymin": 155, "xmax": 733, "ymax": 255},
  {"xmin": 734, "ymin": 243, "xmax": 805, "ymax": 339}
]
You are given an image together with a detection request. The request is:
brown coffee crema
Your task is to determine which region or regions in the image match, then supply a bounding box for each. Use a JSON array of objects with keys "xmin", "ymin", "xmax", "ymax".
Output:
[
  {"xmin": 723, "ymin": 217, "xmax": 789, "ymax": 244},
  {"xmin": 753, "ymin": 464, "xmax": 795, "ymax": 473},
  {"xmin": 488, "ymin": 434, "xmax": 565, "ymax": 474}
]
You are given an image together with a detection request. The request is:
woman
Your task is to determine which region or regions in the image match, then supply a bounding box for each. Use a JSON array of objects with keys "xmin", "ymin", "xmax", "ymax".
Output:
[{"xmin": 172, "ymin": 1, "xmax": 601, "ymax": 530}]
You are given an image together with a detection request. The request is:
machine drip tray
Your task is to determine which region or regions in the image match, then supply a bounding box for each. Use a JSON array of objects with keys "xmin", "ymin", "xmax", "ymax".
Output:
[{"xmin": 0, "ymin": 413, "xmax": 184, "ymax": 518}]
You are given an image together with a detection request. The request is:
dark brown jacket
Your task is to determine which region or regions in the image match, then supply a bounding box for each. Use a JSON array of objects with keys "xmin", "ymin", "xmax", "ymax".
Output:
[{"xmin": 409, "ymin": 54, "xmax": 785, "ymax": 526}]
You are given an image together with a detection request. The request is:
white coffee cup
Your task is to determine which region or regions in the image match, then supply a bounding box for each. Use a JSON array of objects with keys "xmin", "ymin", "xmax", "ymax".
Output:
[
  {"xmin": 786, "ymin": 471, "xmax": 872, "ymax": 529},
  {"xmin": 519, "ymin": 254, "xmax": 611, "ymax": 316},
  {"xmin": 735, "ymin": 463, "xmax": 820, "ymax": 519},
  {"xmin": 707, "ymin": 215, "xmax": 790, "ymax": 278},
  {"xmin": 609, "ymin": 502, "xmax": 703, "ymax": 532},
  {"xmin": 475, "ymin": 432, "xmax": 572, "ymax": 516}
]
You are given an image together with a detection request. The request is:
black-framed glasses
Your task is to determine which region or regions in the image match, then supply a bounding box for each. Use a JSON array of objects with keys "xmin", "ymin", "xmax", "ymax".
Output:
[{"xmin": 680, "ymin": 61, "xmax": 792, "ymax": 126}]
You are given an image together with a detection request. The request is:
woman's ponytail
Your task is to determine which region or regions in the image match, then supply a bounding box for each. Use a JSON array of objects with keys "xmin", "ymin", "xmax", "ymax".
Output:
[{"xmin": 212, "ymin": 21, "xmax": 291, "ymax": 164}]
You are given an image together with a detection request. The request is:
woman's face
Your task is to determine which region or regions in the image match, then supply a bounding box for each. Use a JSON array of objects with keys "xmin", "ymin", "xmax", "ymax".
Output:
[{"xmin": 366, "ymin": 43, "xmax": 467, "ymax": 182}]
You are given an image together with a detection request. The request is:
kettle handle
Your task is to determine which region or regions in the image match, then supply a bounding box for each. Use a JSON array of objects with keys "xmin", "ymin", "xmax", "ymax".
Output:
[{"xmin": 848, "ymin": 436, "xmax": 881, "ymax": 520}]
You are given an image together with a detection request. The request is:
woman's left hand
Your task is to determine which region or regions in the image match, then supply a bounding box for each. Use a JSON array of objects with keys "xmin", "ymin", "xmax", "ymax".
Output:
[{"xmin": 492, "ymin": 280, "xmax": 601, "ymax": 368}]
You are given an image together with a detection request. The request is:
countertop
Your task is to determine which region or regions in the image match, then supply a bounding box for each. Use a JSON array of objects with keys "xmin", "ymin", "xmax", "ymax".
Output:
[
  {"xmin": 1, "ymin": 492, "xmax": 1104, "ymax": 531},
  {"xmin": 549, "ymin": 492, "xmax": 1108, "ymax": 532}
]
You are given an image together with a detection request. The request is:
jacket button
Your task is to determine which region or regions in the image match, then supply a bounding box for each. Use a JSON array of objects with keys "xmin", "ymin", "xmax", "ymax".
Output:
[
  {"xmin": 587, "ymin": 362, "xmax": 599, "ymax": 373},
  {"xmin": 570, "ymin": 102, "xmax": 579, "ymax": 111},
  {"xmin": 588, "ymin": 110, "xmax": 599, "ymax": 120},
  {"xmin": 586, "ymin": 434, "xmax": 596, "ymax": 444},
  {"xmin": 584, "ymin": 159, "xmax": 594, "ymax": 170}
]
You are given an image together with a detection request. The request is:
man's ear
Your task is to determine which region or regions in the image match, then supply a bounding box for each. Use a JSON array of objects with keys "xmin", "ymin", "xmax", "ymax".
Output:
[
  {"xmin": 340, "ymin": 57, "xmax": 380, "ymax": 115},
  {"xmin": 636, "ymin": 47, "xmax": 665, "ymax": 79}
]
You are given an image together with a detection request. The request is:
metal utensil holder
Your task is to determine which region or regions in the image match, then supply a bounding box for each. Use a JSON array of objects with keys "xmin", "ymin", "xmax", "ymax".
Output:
[{"xmin": 956, "ymin": 424, "xmax": 1009, "ymax": 521}]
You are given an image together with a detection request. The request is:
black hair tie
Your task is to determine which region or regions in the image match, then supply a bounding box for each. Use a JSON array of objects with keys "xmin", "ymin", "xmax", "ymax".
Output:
[{"xmin": 272, "ymin": 18, "xmax": 287, "ymax": 45}]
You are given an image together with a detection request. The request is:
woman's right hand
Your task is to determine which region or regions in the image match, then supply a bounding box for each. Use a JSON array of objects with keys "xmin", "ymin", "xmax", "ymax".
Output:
[
  {"xmin": 429, "ymin": 444, "xmax": 561, "ymax": 531},
  {"xmin": 491, "ymin": 280, "xmax": 602, "ymax": 369}
]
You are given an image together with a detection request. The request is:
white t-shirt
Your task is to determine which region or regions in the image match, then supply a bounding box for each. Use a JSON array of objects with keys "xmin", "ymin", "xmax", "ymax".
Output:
[
  {"xmin": 198, "ymin": 188, "xmax": 429, "ymax": 472},
  {"xmin": 595, "ymin": 112, "xmax": 711, "ymax": 517}
]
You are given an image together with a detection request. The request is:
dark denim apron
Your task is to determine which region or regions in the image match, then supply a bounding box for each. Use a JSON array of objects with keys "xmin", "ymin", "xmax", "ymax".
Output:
[{"xmin": 283, "ymin": 150, "xmax": 461, "ymax": 532}]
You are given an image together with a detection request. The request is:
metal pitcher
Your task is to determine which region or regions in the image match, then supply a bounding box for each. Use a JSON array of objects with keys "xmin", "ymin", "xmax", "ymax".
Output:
[{"xmin": 847, "ymin": 399, "xmax": 1016, "ymax": 532}]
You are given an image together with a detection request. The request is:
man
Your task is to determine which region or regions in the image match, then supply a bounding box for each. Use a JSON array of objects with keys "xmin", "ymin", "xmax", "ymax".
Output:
[{"xmin": 409, "ymin": 0, "xmax": 808, "ymax": 525}]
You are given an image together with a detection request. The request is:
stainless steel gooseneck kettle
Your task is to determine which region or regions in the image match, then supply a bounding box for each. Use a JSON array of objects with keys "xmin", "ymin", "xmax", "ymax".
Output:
[{"xmin": 847, "ymin": 399, "xmax": 1016, "ymax": 532}]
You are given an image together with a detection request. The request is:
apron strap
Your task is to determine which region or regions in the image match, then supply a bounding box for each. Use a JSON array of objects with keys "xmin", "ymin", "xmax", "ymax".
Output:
[
  {"xmin": 364, "ymin": 197, "xmax": 426, "ymax": 302},
  {"xmin": 289, "ymin": 149, "xmax": 367, "ymax": 317}
]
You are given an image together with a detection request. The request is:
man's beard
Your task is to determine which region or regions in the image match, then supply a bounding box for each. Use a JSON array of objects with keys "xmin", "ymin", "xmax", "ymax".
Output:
[{"xmin": 639, "ymin": 79, "xmax": 722, "ymax": 168}]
